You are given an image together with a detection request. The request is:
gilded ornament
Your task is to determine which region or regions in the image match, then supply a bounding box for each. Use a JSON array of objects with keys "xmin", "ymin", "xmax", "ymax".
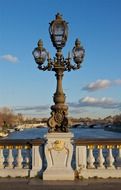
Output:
[{"xmin": 53, "ymin": 140, "xmax": 65, "ymax": 151}]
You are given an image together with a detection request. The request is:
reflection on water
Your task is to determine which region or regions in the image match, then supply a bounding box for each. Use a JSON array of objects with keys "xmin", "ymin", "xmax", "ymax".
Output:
[{"xmin": 7, "ymin": 127, "xmax": 121, "ymax": 139}]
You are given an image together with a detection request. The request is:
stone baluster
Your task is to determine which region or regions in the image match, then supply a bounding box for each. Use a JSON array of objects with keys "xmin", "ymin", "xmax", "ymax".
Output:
[
  {"xmin": 106, "ymin": 145, "xmax": 115, "ymax": 169},
  {"xmin": 76, "ymin": 145, "xmax": 87, "ymax": 171},
  {"xmin": 25, "ymin": 153, "xmax": 29, "ymax": 168},
  {"xmin": 116, "ymin": 145, "xmax": 121, "ymax": 168},
  {"xmin": 87, "ymin": 145, "xmax": 95, "ymax": 168},
  {"xmin": 0, "ymin": 146, "xmax": 4, "ymax": 168},
  {"xmin": 26, "ymin": 149, "xmax": 31, "ymax": 169},
  {"xmin": 16, "ymin": 146, "xmax": 23, "ymax": 168},
  {"xmin": 97, "ymin": 145, "xmax": 105, "ymax": 168},
  {"xmin": 7, "ymin": 146, "xmax": 14, "ymax": 168},
  {"xmin": 24, "ymin": 145, "xmax": 32, "ymax": 168}
]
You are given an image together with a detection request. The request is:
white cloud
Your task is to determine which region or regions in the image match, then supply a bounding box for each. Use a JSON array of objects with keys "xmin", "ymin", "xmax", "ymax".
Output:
[
  {"xmin": 82, "ymin": 79, "xmax": 121, "ymax": 91},
  {"xmin": 13, "ymin": 105, "xmax": 50, "ymax": 117},
  {"xmin": 1, "ymin": 54, "xmax": 19, "ymax": 63},
  {"xmin": 82, "ymin": 79, "xmax": 111, "ymax": 91},
  {"xmin": 69, "ymin": 96, "xmax": 121, "ymax": 109},
  {"xmin": 79, "ymin": 96, "xmax": 119, "ymax": 109},
  {"xmin": 14, "ymin": 105, "xmax": 49, "ymax": 112}
]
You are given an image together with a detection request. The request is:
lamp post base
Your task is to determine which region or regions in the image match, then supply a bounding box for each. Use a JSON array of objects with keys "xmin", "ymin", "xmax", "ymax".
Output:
[
  {"xmin": 43, "ymin": 132, "xmax": 74, "ymax": 180},
  {"xmin": 47, "ymin": 104, "xmax": 69, "ymax": 132}
]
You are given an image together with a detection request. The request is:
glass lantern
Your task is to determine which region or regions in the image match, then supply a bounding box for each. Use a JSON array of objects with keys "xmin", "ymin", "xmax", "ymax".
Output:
[
  {"xmin": 32, "ymin": 40, "xmax": 47, "ymax": 65},
  {"xmin": 72, "ymin": 39, "xmax": 85, "ymax": 65},
  {"xmin": 49, "ymin": 13, "xmax": 68, "ymax": 50}
]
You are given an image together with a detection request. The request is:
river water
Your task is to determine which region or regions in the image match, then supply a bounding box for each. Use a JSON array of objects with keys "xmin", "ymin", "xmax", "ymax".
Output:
[{"xmin": 7, "ymin": 127, "xmax": 121, "ymax": 139}]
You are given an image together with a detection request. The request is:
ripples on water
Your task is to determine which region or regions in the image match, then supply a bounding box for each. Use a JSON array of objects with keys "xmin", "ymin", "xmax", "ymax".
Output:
[{"xmin": 7, "ymin": 127, "xmax": 121, "ymax": 139}]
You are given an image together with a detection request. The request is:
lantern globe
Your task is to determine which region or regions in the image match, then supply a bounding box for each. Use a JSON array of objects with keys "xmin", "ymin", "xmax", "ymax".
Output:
[{"xmin": 49, "ymin": 13, "xmax": 68, "ymax": 50}]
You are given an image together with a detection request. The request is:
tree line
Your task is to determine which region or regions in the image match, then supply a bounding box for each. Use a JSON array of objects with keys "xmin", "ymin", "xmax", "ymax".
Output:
[
  {"xmin": 0, "ymin": 107, "xmax": 121, "ymax": 131},
  {"xmin": 0, "ymin": 107, "xmax": 24, "ymax": 130}
]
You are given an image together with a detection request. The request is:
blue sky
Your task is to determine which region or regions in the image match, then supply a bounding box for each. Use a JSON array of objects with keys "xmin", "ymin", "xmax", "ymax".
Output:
[{"xmin": 0, "ymin": 0, "xmax": 121, "ymax": 118}]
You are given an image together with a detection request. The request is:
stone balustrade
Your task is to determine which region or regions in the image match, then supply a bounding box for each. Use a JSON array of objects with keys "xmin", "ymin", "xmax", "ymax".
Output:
[
  {"xmin": 0, "ymin": 139, "xmax": 44, "ymax": 177},
  {"xmin": 75, "ymin": 139, "xmax": 121, "ymax": 178},
  {"xmin": 0, "ymin": 138, "xmax": 121, "ymax": 179}
]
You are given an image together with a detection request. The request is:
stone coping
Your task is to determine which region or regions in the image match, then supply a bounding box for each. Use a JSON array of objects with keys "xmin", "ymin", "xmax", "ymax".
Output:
[
  {"xmin": 0, "ymin": 138, "xmax": 45, "ymax": 146},
  {"xmin": 74, "ymin": 138, "xmax": 121, "ymax": 145}
]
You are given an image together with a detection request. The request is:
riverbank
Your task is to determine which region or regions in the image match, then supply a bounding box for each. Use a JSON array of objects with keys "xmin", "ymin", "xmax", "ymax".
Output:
[{"xmin": 0, "ymin": 178, "xmax": 121, "ymax": 190}]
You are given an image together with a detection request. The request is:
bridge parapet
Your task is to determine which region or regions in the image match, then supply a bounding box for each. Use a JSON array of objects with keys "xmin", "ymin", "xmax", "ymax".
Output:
[
  {"xmin": 0, "ymin": 139, "xmax": 45, "ymax": 177},
  {"xmin": 75, "ymin": 138, "xmax": 121, "ymax": 178},
  {"xmin": 0, "ymin": 138, "xmax": 121, "ymax": 179}
]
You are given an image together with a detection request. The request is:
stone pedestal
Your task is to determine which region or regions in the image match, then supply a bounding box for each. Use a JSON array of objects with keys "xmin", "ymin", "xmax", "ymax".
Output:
[{"xmin": 43, "ymin": 132, "xmax": 74, "ymax": 180}]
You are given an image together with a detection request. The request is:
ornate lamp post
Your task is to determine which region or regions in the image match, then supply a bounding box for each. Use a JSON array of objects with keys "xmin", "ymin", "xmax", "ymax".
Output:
[{"xmin": 32, "ymin": 13, "xmax": 85, "ymax": 133}]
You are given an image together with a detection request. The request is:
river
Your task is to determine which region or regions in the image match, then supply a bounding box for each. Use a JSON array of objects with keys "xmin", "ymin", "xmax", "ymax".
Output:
[{"xmin": 6, "ymin": 127, "xmax": 121, "ymax": 139}]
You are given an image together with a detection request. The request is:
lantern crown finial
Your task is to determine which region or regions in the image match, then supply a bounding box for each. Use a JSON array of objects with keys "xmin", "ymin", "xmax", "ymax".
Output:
[
  {"xmin": 38, "ymin": 39, "xmax": 43, "ymax": 47},
  {"xmin": 56, "ymin": 13, "xmax": 62, "ymax": 20}
]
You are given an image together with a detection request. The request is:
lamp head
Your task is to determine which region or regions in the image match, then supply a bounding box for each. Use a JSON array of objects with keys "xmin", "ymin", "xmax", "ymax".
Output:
[
  {"xmin": 32, "ymin": 39, "xmax": 47, "ymax": 65},
  {"xmin": 49, "ymin": 13, "xmax": 68, "ymax": 50},
  {"xmin": 72, "ymin": 38, "xmax": 85, "ymax": 65}
]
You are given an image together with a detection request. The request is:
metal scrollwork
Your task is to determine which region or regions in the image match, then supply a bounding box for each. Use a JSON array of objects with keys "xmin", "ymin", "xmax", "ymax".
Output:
[
  {"xmin": 48, "ymin": 110, "xmax": 68, "ymax": 132},
  {"xmin": 54, "ymin": 110, "xmax": 64, "ymax": 124}
]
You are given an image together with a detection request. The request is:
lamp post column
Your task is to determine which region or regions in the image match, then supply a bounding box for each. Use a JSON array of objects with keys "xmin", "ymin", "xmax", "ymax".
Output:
[
  {"xmin": 54, "ymin": 69, "xmax": 65, "ymax": 104},
  {"xmin": 48, "ymin": 51, "xmax": 69, "ymax": 132}
]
